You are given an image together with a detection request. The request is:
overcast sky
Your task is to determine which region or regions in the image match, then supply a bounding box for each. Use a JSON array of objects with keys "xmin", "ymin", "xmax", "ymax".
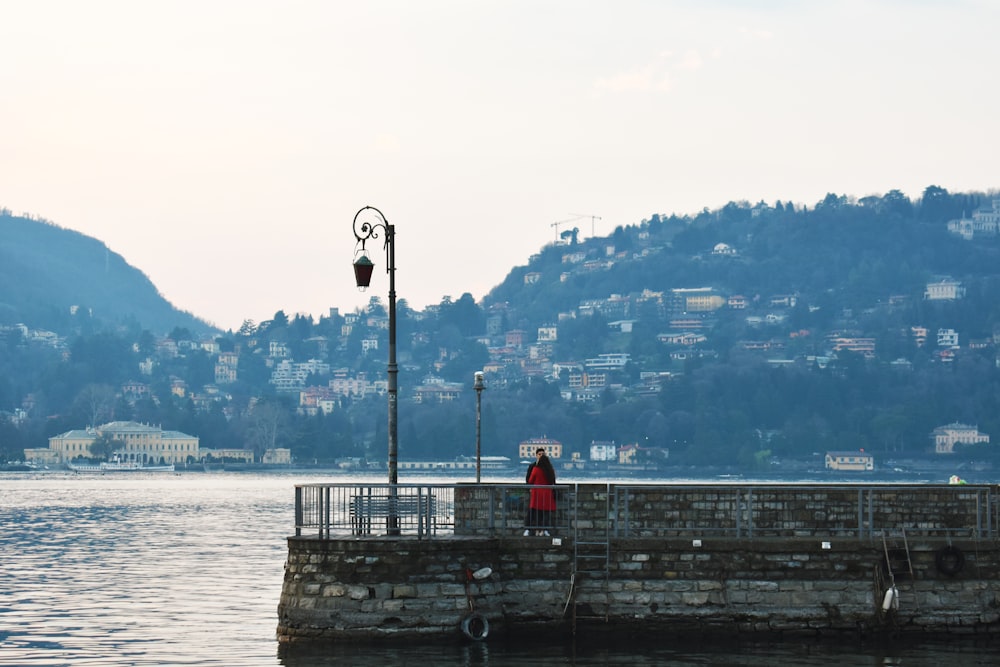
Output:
[{"xmin": 3, "ymin": 1, "xmax": 997, "ymax": 332}]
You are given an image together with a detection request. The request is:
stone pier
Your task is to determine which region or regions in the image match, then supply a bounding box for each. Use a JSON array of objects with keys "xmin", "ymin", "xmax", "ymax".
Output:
[{"xmin": 276, "ymin": 483, "xmax": 1000, "ymax": 643}]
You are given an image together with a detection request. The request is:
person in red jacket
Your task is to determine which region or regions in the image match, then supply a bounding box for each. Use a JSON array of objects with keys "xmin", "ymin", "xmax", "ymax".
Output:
[{"xmin": 524, "ymin": 448, "xmax": 557, "ymax": 536}]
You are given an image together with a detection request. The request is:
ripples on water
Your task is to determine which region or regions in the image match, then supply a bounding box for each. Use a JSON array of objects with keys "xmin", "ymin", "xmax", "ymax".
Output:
[
  {"xmin": 1, "ymin": 473, "xmax": 998, "ymax": 666},
  {"xmin": 1, "ymin": 473, "xmax": 293, "ymax": 667}
]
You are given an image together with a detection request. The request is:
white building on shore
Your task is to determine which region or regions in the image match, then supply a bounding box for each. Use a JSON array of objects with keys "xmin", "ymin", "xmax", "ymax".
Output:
[{"xmin": 24, "ymin": 421, "xmax": 200, "ymax": 466}]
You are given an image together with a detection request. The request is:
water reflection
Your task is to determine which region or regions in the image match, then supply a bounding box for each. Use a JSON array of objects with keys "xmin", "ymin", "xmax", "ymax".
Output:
[
  {"xmin": 2, "ymin": 473, "xmax": 999, "ymax": 667},
  {"xmin": 278, "ymin": 636, "xmax": 1000, "ymax": 667}
]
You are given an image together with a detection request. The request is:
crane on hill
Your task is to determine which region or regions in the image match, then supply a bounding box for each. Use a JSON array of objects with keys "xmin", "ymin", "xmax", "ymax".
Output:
[
  {"xmin": 550, "ymin": 213, "xmax": 602, "ymax": 243},
  {"xmin": 572, "ymin": 213, "xmax": 603, "ymax": 238}
]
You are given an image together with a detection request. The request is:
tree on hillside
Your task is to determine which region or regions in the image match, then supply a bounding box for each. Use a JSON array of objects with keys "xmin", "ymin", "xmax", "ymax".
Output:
[
  {"xmin": 816, "ymin": 192, "xmax": 848, "ymax": 210},
  {"xmin": 919, "ymin": 185, "xmax": 958, "ymax": 222},
  {"xmin": 72, "ymin": 383, "xmax": 116, "ymax": 428},
  {"xmin": 169, "ymin": 327, "xmax": 193, "ymax": 342},
  {"xmin": 68, "ymin": 332, "xmax": 134, "ymax": 386},
  {"xmin": 881, "ymin": 189, "xmax": 914, "ymax": 218},
  {"xmin": 244, "ymin": 399, "xmax": 290, "ymax": 459},
  {"xmin": 560, "ymin": 227, "xmax": 580, "ymax": 245},
  {"xmin": 439, "ymin": 293, "xmax": 484, "ymax": 337}
]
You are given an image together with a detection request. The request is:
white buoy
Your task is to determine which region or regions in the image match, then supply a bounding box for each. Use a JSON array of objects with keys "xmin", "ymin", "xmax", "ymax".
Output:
[{"xmin": 882, "ymin": 586, "xmax": 897, "ymax": 611}]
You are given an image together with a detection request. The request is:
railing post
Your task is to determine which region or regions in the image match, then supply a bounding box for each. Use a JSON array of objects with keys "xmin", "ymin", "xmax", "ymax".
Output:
[
  {"xmin": 487, "ymin": 485, "xmax": 496, "ymax": 533},
  {"xmin": 507, "ymin": 484, "xmax": 512, "ymax": 536},
  {"xmin": 991, "ymin": 488, "xmax": 996, "ymax": 539},
  {"xmin": 745, "ymin": 487, "xmax": 753, "ymax": 539},
  {"xmin": 315, "ymin": 486, "xmax": 324, "ymax": 539},
  {"xmin": 739, "ymin": 487, "xmax": 744, "ymax": 538},
  {"xmin": 857, "ymin": 488, "xmax": 864, "ymax": 539},
  {"xmin": 419, "ymin": 487, "xmax": 428, "ymax": 539},
  {"xmin": 612, "ymin": 484, "xmax": 620, "ymax": 538},
  {"xmin": 976, "ymin": 488, "xmax": 984, "ymax": 540},
  {"xmin": 323, "ymin": 486, "xmax": 331, "ymax": 539},
  {"xmin": 294, "ymin": 485, "xmax": 303, "ymax": 537}
]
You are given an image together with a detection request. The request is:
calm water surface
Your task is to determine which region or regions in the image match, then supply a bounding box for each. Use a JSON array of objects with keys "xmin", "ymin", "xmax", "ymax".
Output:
[{"xmin": 1, "ymin": 472, "xmax": 997, "ymax": 666}]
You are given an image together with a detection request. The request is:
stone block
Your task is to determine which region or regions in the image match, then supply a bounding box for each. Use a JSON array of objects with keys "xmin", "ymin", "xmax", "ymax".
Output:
[
  {"xmin": 347, "ymin": 585, "xmax": 370, "ymax": 600},
  {"xmin": 382, "ymin": 599, "xmax": 406, "ymax": 612},
  {"xmin": 393, "ymin": 584, "xmax": 418, "ymax": 599},
  {"xmin": 323, "ymin": 584, "xmax": 347, "ymax": 597},
  {"xmin": 682, "ymin": 591, "xmax": 710, "ymax": 606}
]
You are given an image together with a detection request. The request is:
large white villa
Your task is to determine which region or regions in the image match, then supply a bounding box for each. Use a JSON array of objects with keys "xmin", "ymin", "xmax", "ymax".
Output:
[
  {"xmin": 932, "ymin": 422, "xmax": 990, "ymax": 454},
  {"xmin": 24, "ymin": 421, "xmax": 199, "ymax": 466}
]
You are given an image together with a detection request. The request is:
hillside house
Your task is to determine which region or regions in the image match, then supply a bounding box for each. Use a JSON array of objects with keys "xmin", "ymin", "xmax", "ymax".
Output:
[
  {"xmin": 672, "ymin": 288, "xmax": 725, "ymax": 313},
  {"xmin": 589, "ymin": 441, "xmax": 617, "ymax": 462},
  {"xmin": 947, "ymin": 200, "xmax": 1000, "ymax": 239},
  {"xmin": 537, "ymin": 325, "xmax": 558, "ymax": 342},
  {"xmin": 413, "ymin": 378, "xmax": 463, "ymax": 404},
  {"xmin": 712, "ymin": 242, "xmax": 737, "ymax": 256},
  {"xmin": 505, "ymin": 330, "xmax": 527, "ymax": 348},
  {"xmin": 824, "ymin": 451, "xmax": 874, "ymax": 471},
  {"xmin": 585, "ymin": 353, "xmax": 630, "ymax": 371},
  {"xmin": 937, "ymin": 328, "xmax": 960, "ymax": 348},
  {"xmin": 932, "ymin": 423, "xmax": 989, "ymax": 454},
  {"xmin": 925, "ymin": 278, "xmax": 965, "ymax": 300},
  {"xmin": 828, "ymin": 336, "xmax": 876, "ymax": 357},
  {"xmin": 518, "ymin": 437, "xmax": 562, "ymax": 460},
  {"xmin": 657, "ymin": 332, "xmax": 707, "ymax": 346}
]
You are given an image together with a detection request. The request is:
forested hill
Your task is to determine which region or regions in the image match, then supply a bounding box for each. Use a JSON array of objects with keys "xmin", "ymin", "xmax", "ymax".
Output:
[
  {"xmin": 0, "ymin": 210, "xmax": 214, "ymax": 336},
  {"xmin": 466, "ymin": 185, "xmax": 1000, "ymax": 467},
  {"xmin": 4, "ymin": 186, "xmax": 1000, "ymax": 470},
  {"xmin": 484, "ymin": 188, "xmax": 995, "ymax": 327}
]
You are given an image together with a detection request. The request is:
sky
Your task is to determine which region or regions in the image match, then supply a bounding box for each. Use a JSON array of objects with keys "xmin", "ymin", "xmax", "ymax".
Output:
[{"xmin": 2, "ymin": 1, "xmax": 998, "ymax": 332}]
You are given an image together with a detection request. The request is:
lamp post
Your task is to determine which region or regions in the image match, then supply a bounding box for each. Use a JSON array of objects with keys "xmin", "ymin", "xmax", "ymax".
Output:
[
  {"xmin": 474, "ymin": 371, "xmax": 485, "ymax": 483},
  {"xmin": 352, "ymin": 206, "xmax": 399, "ymax": 533}
]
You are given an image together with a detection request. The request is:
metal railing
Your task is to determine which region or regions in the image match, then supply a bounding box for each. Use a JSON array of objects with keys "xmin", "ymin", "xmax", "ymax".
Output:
[
  {"xmin": 293, "ymin": 483, "xmax": 573, "ymax": 539},
  {"xmin": 295, "ymin": 483, "xmax": 452, "ymax": 538},
  {"xmin": 292, "ymin": 482, "xmax": 999, "ymax": 541}
]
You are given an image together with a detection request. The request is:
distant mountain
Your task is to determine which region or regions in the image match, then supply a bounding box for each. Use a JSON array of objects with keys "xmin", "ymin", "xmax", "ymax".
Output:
[{"xmin": 0, "ymin": 211, "xmax": 215, "ymax": 336}]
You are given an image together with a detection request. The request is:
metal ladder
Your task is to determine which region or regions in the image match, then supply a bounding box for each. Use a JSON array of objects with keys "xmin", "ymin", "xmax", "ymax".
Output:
[
  {"xmin": 880, "ymin": 528, "xmax": 917, "ymax": 612},
  {"xmin": 567, "ymin": 483, "xmax": 612, "ymax": 629}
]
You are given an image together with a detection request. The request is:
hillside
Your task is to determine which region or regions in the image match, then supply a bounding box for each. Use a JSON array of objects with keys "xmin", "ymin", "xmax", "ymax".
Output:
[
  {"xmin": 0, "ymin": 211, "xmax": 215, "ymax": 336},
  {"xmin": 5, "ymin": 186, "xmax": 1000, "ymax": 473},
  {"xmin": 484, "ymin": 189, "xmax": 994, "ymax": 328}
]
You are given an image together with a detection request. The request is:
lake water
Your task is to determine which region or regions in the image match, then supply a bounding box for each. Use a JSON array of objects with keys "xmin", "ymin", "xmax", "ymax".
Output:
[{"xmin": 1, "ymin": 472, "xmax": 997, "ymax": 666}]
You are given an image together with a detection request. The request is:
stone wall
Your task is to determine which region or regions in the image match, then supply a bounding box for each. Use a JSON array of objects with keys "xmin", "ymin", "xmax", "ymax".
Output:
[
  {"xmin": 277, "ymin": 533, "xmax": 1000, "ymax": 643},
  {"xmin": 454, "ymin": 483, "xmax": 995, "ymax": 538}
]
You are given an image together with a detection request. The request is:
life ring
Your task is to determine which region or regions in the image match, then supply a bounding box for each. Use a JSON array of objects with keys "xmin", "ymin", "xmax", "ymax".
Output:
[
  {"xmin": 935, "ymin": 545, "xmax": 965, "ymax": 576},
  {"xmin": 460, "ymin": 613, "xmax": 489, "ymax": 641}
]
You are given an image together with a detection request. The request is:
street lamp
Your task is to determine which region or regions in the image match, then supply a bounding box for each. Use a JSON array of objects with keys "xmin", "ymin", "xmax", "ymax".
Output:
[
  {"xmin": 474, "ymin": 371, "xmax": 485, "ymax": 483},
  {"xmin": 352, "ymin": 206, "xmax": 400, "ymax": 533}
]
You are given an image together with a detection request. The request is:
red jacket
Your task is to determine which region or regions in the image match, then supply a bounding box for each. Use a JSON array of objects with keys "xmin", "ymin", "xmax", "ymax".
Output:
[{"xmin": 528, "ymin": 465, "xmax": 556, "ymax": 511}]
